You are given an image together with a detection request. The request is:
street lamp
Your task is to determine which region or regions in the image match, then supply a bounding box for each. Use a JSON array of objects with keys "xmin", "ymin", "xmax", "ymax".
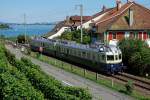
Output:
[{"xmin": 75, "ymin": 4, "xmax": 83, "ymax": 43}]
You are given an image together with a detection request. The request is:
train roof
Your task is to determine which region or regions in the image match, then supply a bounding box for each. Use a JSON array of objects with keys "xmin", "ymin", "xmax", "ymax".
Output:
[{"xmin": 31, "ymin": 38, "xmax": 119, "ymax": 53}]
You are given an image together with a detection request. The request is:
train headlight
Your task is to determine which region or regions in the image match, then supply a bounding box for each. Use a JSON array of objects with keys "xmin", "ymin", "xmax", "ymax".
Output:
[{"xmin": 111, "ymin": 64, "xmax": 114, "ymax": 68}]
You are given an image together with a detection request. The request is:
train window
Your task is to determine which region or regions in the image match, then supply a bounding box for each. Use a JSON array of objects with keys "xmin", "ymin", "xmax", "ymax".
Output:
[
  {"xmin": 96, "ymin": 54, "xmax": 99, "ymax": 61},
  {"xmin": 87, "ymin": 52, "xmax": 90, "ymax": 59},
  {"xmin": 78, "ymin": 51, "xmax": 81, "ymax": 56},
  {"xmin": 82, "ymin": 52, "xmax": 86, "ymax": 57},
  {"xmin": 119, "ymin": 54, "xmax": 122, "ymax": 59},
  {"xmin": 73, "ymin": 49, "xmax": 76, "ymax": 56},
  {"xmin": 93, "ymin": 55, "xmax": 95, "ymax": 60},
  {"xmin": 107, "ymin": 55, "xmax": 114, "ymax": 61},
  {"xmin": 115, "ymin": 55, "xmax": 118, "ymax": 60},
  {"xmin": 60, "ymin": 47, "xmax": 63, "ymax": 52},
  {"xmin": 98, "ymin": 55, "xmax": 101, "ymax": 61},
  {"xmin": 70, "ymin": 49, "xmax": 72, "ymax": 54},
  {"xmin": 102, "ymin": 55, "xmax": 105, "ymax": 60},
  {"xmin": 70, "ymin": 49, "xmax": 73, "ymax": 55},
  {"xmin": 67, "ymin": 49, "xmax": 69, "ymax": 54}
]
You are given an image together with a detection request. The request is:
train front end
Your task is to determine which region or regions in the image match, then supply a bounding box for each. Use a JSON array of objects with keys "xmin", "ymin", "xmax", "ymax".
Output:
[{"xmin": 105, "ymin": 45, "xmax": 124, "ymax": 74}]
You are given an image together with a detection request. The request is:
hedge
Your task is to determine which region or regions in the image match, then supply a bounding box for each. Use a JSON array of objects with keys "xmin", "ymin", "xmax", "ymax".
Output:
[
  {"xmin": 0, "ymin": 43, "xmax": 45, "ymax": 99},
  {"xmin": 5, "ymin": 50, "xmax": 92, "ymax": 100}
]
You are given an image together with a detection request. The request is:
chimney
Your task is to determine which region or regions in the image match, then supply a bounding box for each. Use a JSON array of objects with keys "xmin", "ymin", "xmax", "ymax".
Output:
[
  {"xmin": 102, "ymin": 5, "xmax": 107, "ymax": 12},
  {"xmin": 129, "ymin": 9, "xmax": 134, "ymax": 26},
  {"xmin": 66, "ymin": 16, "xmax": 70, "ymax": 24},
  {"xmin": 116, "ymin": 0, "xmax": 122, "ymax": 11},
  {"xmin": 127, "ymin": 0, "xmax": 134, "ymax": 3}
]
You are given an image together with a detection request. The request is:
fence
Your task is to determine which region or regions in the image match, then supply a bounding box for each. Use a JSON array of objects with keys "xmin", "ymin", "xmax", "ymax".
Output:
[{"xmin": 29, "ymin": 52, "xmax": 126, "ymax": 91}]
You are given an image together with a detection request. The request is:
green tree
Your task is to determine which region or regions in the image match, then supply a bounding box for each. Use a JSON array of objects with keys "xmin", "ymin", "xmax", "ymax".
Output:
[
  {"xmin": 0, "ymin": 24, "xmax": 9, "ymax": 29},
  {"xmin": 119, "ymin": 39, "xmax": 150, "ymax": 76},
  {"xmin": 59, "ymin": 29, "xmax": 91, "ymax": 44},
  {"xmin": 17, "ymin": 35, "xmax": 30, "ymax": 44}
]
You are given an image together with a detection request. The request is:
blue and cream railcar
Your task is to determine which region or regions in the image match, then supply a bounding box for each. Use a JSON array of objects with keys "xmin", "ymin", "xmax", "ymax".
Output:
[{"xmin": 30, "ymin": 38, "xmax": 124, "ymax": 74}]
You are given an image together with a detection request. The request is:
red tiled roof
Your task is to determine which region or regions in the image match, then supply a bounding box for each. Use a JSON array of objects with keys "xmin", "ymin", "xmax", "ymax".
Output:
[
  {"xmin": 70, "ymin": 16, "xmax": 91, "ymax": 21},
  {"xmin": 95, "ymin": 2, "xmax": 150, "ymax": 33},
  {"xmin": 95, "ymin": 2, "xmax": 133, "ymax": 25}
]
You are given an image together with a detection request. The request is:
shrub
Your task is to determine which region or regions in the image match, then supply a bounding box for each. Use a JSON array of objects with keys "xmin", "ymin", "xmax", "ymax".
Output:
[
  {"xmin": 0, "ymin": 43, "xmax": 44, "ymax": 99},
  {"xmin": 59, "ymin": 29, "xmax": 91, "ymax": 44},
  {"xmin": 6, "ymin": 57, "xmax": 92, "ymax": 100},
  {"xmin": 125, "ymin": 80, "xmax": 134, "ymax": 94},
  {"xmin": 119, "ymin": 39, "xmax": 150, "ymax": 76}
]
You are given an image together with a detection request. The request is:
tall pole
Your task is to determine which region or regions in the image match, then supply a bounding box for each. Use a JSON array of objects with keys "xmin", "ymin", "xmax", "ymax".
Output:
[
  {"xmin": 76, "ymin": 4, "xmax": 83, "ymax": 43},
  {"xmin": 80, "ymin": 4, "xmax": 83, "ymax": 43},
  {"xmin": 24, "ymin": 14, "xmax": 26, "ymax": 44}
]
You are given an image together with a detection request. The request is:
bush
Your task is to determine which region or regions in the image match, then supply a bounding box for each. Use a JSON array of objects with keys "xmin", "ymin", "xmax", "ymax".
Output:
[
  {"xmin": 17, "ymin": 35, "xmax": 30, "ymax": 44},
  {"xmin": 119, "ymin": 39, "xmax": 150, "ymax": 76},
  {"xmin": 0, "ymin": 43, "xmax": 44, "ymax": 99},
  {"xmin": 125, "ymin": 81, "xmax": 134, "ymax": 94},
  {"xmin": 64, "ymin": 87, "xmax": 91, "ymax": 100},
  {"xmin": 0, "ymin": 68, "xmax": 44, "ymax": 100},
  {"xmin": 6, "ymin": 56, "xmax": 92, "ymax": 100},
  {"xmin": 59, "ymin": 29, "xmax": 91, "ymax": 44}
]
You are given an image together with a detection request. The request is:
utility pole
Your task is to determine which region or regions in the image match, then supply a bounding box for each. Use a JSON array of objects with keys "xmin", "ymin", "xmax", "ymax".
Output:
[
  {"xmin": 75, "ymin": 4, "xmax": 83, "ymax": 43},
  {"xmin": 24, "ymin": 14, "xmax": 27, "ymax": 44}
]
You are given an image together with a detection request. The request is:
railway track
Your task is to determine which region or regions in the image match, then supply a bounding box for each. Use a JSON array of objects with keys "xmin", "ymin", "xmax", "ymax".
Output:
[
  {"xmin": 6, "ymin": 41, "xmax": 150, "ymax": 96},
  {"xmin": 112, "ymin": 73, "xmax": 150, "ymax": 91}
]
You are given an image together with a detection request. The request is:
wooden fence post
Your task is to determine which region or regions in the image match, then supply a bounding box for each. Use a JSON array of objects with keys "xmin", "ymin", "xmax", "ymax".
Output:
[
  {"xmin": 96, "ymin": 73, "xmax": 98, "ymax": 81},
  {"xmin": 55, "ymin": 60, "xmax": 56, "ymax": 65},
  {"xmin": 71, "ymin": 64, "xmax": 73, "ymax": 72},
  {"xmin": 84, "ymin": 69, "xmax": 86, "ymax": 77},
  {"xmin": 62, "ymin": 61, "xmax": 64, "ymax": 69},
  {"xmin": 112, "ymin": 79, "xmax": 114, "ymax": 87}
]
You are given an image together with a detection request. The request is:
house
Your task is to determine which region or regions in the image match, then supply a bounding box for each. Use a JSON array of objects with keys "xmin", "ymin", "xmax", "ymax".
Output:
[
  {"xmin": 45, "ymin": 15, "xmax": 91, "ymax": 39},
  {"xmin": 82, "ymin": 0, "xmax": 150, "ymax": 43},
  {"xmin": 69, "ymin": 15, "xmax": 91, "ymax": 26},
  {"xmin": 80, "ymin": 0, "xmax": 150, "ymax": 42}
]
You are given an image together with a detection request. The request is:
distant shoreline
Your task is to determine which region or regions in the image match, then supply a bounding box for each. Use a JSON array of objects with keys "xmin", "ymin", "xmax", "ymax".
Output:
[
  {"xmin": 0, "ymin": 24, "xmax": 54, "ymax": 37},
  {"xmin": 0, "ymin": 24, "xmax": 10, "ymax": 29},
  {"xmin": 5, "ymin": 23, "xmax": 57, "ymax": 26}
]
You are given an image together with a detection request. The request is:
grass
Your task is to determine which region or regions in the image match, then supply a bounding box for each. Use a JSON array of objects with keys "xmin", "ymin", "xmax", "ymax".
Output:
[{"xmin": 26, "ymin": 51, "xmax": 150, "ymax": 100}]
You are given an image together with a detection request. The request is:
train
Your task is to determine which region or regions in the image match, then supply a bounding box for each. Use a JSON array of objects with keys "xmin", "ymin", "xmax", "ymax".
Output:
[{"xmin": 30, "ymin": 37, "xmax": 125, "ymax": 74}]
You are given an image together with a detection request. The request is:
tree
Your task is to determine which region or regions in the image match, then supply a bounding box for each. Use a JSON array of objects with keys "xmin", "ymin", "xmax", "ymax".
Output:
[
  {"xmin": 59, "ymin": 29, "xmax": 91, "ymax": 44},
  {"xmin": 119, "ymin": 39, "xmax": 150, "ymax": 76},
  {"xmin": 0, "ymin": 35, "xmax": 5, "ymax": 39},
  {"xmin": 0, "ymin": 24, "xmax": 9, "ymax": 29},
  {"xmin": 17, "ymin": 35, "xmax": 30, "ymax": 44}
]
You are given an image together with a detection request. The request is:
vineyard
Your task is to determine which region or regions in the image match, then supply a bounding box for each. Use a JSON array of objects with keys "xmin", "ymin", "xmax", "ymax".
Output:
[{"xmin": 0, "ymin": 43, "xmax": 92, "ymax": 100}]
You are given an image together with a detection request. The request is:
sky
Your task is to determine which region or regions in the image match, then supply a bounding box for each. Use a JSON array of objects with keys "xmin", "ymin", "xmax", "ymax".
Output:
[{"xmin": 0, "ymin": 0, "xmax": 149, "ymax": 23}]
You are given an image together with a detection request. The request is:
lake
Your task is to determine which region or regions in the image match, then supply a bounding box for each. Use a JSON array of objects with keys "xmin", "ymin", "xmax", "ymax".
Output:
[{"xmin": 0, "ymin": 24, "xmax": 55, "ymax": 37}]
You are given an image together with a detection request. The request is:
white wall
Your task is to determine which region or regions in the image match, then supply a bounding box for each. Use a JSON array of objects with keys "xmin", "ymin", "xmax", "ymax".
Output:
[
  {"xmin": 48, "ymin": 27, "xmax": 69, "ymax": 39},
  {"xmin": 77, "ymin": 12, "xmax": 108, "ymax": 29}
]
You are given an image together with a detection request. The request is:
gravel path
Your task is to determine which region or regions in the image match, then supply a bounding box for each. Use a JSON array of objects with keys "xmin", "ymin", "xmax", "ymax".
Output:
[{"xmin": 5, "ymin": 44, "xmax": 134, "ymax": 100}]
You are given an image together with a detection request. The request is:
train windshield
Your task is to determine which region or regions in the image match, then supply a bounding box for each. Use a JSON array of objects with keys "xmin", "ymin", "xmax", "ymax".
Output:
[
  {"xmin": 107, "ymin": 55, "xmax": 114, "ymax": 61},
  {"xmin": 119, "ymin": 54, "xmax": 122, "ymax": 59}
]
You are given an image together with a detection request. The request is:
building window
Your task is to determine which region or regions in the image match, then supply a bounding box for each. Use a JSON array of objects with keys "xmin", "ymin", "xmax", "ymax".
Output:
[
  {"xmin": 125, "ymin": 32, "xmax": 130, "ymax": 39},
  {"xmin": 113, "ymin": 33, "xmax": 117, "ymax": 39}
]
